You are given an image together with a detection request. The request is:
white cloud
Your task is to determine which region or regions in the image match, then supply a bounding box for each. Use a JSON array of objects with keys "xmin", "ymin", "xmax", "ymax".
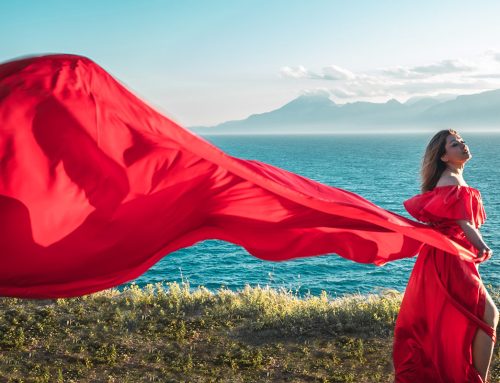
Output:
[
  {"xmin": 482, "ymin": 49, "xmax": 500, "ymax": 62},
  {"xmin": 279, "ymin": 65, "xmax": 313, "ymax": 79},
  {"xmin": 321, "ymin": 65, "xmax": 356, "ymax": 80},
  {"xmin": 383, "ymin": 59, "xmax": 475, "ymax": 78},
  {"xmin": 280, "ymin": 50, "xmax": 500, "ymax": 103},
  {"xmin": 328, "ymin": 88, "xmax": 357, "ymax": 99},
  {"xmin": 469, "ymin": 73, "xmax": 500, "ymax": 78},
  {"xmin": 280, "ymin": 64, "xmax": 357, "ymax": 81},
  {"xmin": 300, "ymin": 88, "xmax": 331, "ymax": 97},
  {"xmin": 380, "ymin": 67, "xmax": 428, "ymax": 79}
]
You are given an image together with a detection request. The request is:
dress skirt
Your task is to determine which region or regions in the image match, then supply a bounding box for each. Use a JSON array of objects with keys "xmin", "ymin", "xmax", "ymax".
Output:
[{"xmin": 393, "ymin": 243, "xmax": 495, "ymax": 383}]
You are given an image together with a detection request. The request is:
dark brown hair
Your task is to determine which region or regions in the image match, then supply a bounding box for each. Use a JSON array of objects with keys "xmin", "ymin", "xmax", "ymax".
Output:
[{"xmin": 420, "ymin": 128, "xmax": 459, "ymax": 193}]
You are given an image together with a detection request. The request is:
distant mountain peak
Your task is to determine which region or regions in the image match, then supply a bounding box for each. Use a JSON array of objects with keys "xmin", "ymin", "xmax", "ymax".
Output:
[
  {"xmin": 278, "ymin": 92, "xmax": 337, "ymax": 112},
  {"xmin": 294, "ymin": 91, "xmax": 335, "ymax": 103},
  {"xmin": 386, "ymin": 98, "xmax": 401, "ymax": 104}
]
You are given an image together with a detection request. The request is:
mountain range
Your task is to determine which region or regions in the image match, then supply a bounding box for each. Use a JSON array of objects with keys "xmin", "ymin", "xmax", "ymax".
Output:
[{"xmin": 189, "ymin": 89, "xmax": 500, "ymax": 134}]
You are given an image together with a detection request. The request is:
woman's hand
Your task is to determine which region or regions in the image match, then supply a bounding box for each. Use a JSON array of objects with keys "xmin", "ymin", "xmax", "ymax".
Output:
[{"xmin": 476, "ymin": 245, "xmax": 493, "ymax": 263}]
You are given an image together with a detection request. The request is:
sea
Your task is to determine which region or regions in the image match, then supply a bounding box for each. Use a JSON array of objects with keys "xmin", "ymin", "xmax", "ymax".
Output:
[{"xmin": 118, "ymin": 132, "xmax": 500, "ymax": 298}]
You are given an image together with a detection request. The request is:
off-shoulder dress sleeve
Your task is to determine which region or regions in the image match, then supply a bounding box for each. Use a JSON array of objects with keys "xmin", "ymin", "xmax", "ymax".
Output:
[{"xmin": 403, "ymin": 186, "xmax": 486, "ymax": 228}]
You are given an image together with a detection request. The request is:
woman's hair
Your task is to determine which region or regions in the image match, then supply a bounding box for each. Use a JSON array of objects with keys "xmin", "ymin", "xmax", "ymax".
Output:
[{"xmin": 420, "ymin": 128, "xmax": 458, "ymax": 193}]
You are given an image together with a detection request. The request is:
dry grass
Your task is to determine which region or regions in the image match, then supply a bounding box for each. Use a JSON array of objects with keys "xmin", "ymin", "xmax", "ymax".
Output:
[{"xmin": 0, "ymin": 281, "xmax": 498, "ymax": 382}]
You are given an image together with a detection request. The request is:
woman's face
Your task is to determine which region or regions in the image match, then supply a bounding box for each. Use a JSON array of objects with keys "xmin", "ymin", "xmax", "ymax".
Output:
[{"xmin": 441, "ymin": 134, "xmax": 471, "ymax": 165}]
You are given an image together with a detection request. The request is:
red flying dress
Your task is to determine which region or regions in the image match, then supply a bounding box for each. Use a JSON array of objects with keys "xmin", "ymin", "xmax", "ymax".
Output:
[{"xmin": 394, "ymin": 185, "xmax": 495, "ymax": 383}]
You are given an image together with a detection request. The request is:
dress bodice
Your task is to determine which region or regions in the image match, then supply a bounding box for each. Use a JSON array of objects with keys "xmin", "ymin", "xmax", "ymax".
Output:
[{"xmin": 404, "ymin": 185, "xmax": 487, "ymax": 255}]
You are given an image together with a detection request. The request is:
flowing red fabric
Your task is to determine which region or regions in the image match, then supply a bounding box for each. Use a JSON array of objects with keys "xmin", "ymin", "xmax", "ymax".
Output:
[
  {"xmin": 394, "ymin": 185, "xmax": 495, "ymax": 383},
  {"xmin": 0, "ymin": 54, "xmax": 487, "ymax": 296},
  {"xmin": 0, "ymin": 53, "xmax": 495, "ymax": 382}
]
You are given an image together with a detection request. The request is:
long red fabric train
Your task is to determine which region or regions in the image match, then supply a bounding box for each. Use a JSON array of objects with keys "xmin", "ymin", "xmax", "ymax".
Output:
[
  {"xmin": 0, "ymin": 54, "xmax": 486, "ymax": 298},
  {"xmin": 0, "ymin": 54, "xmax": 496, "ymax": 383}
]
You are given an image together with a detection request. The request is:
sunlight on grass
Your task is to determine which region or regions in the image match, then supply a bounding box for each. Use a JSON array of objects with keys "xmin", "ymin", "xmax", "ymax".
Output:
[{"xmin": 0, "ymin": 280, "xmax": 498, "ymax": 382}]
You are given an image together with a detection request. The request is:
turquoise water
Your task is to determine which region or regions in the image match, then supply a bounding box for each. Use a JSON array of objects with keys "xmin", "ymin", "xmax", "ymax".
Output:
[{"xmin": 119, "ymin": 132, "xmax": 500, "ymax": 298}]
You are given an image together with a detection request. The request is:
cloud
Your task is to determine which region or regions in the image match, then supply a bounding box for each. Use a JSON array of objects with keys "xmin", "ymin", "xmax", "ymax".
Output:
[
  {"xmin": 382, "ymin": 59, "xmax": 475, "ymax": 79},
  {"xmin": 482, "ymin": 49, "xmax": 500, "ymax": 62},
  {"xmin": 299, "ymin": 88, "xmax": 331, "ymax": 97},
  {"xmin": 280, "ymin": 64, "xmax": 356, "ymax": 80},
  {"xmin": 279, "ymin": 65, "xmax": 315, "ymax": 79},
  {"xmin": 281, "ymin": 50, "xmax": 500, "ymax": 103},
  {"xmin": 328, "ymin": 88, "xmax": 357, "ymax": 98},
  {"xmin": 386, "ymin": 79, "xmax": 490, "ymax": 93},
  {"xmin": 321, "ymin": 65, "xmax": 356, "ymax": 80},
  {"xmin": 468, "ymin": 73, "xmax": 500, "ymax": 79},
  {"xmin": 415, "ymin": 59, "xmax": 475, "ymax": 74},
  {"xmin": 380, "ymin": 67, "xmax": 428, "ymax": 79}
]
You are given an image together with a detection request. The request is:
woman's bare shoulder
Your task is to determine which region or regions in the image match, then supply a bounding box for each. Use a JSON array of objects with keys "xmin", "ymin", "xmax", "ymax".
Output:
[{"xmin": 435, "ymin": 175, "xmax": 467, "ymax": 187}]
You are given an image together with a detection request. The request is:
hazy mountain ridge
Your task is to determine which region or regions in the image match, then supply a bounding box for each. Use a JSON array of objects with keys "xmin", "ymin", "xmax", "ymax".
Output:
[{"xmin": 189, "ymin": 89, "xmax": 500, "ymax": 134}]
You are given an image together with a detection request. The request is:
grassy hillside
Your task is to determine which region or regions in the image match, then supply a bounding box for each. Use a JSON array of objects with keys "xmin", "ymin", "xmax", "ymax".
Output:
[{"xmin": 0, "ymin": 281, "xmax": 498, "ymax": 382}]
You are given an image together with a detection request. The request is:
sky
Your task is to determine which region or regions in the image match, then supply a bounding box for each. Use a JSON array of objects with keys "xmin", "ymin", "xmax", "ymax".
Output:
[{"xmin": 2, "ymin": 0, "xmax": 500, "ymax": 127}]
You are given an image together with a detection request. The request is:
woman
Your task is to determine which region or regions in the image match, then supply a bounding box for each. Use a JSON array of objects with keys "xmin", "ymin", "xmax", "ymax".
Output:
[{"xmin": 394, "ymin": 129, "xmax": 498, "ymax": 382}]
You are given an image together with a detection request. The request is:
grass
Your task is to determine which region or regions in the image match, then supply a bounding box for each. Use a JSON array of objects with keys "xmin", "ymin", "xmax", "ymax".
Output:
[{"xmin": 0, "ymin": 281, "xmax": 498, "ymax": 382}]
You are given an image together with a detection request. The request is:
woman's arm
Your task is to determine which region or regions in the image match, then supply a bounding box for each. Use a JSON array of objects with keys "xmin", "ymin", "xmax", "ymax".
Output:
[{"xmin": 456, "ymin": 220, "xmax": 492, "ymax": 259}]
